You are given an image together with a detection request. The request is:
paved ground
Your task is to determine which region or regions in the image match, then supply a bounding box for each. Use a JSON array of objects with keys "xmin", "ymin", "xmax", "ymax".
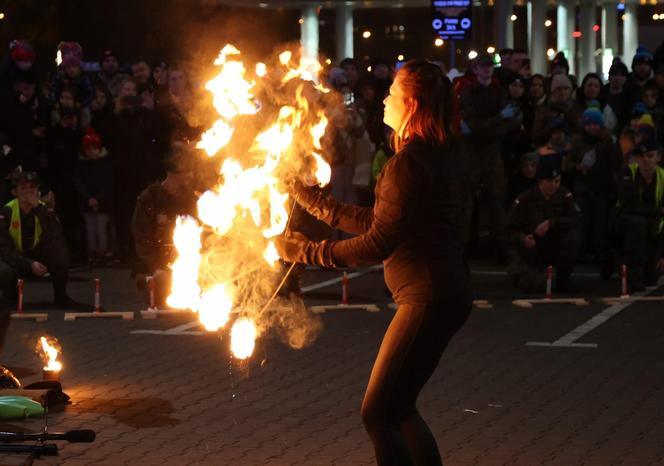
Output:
[{"xmin": 0, "ymin": 262, "xmax": 663, "ymax": 465}]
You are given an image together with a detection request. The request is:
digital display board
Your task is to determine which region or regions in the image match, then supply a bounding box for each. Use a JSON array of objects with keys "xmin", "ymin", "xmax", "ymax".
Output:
[{"xmin": 431, "ymin": 0, "xmax": 473, "ymax": 41}]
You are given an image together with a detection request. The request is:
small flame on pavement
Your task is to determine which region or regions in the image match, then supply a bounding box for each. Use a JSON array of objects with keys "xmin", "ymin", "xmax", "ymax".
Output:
[
  {"xmin": 230, "ymin": 319, "xmax": 257, "ymax": 360},
  {"xmin": 39, "ymin": 337, "xmax": 62, "ymax": 371}
]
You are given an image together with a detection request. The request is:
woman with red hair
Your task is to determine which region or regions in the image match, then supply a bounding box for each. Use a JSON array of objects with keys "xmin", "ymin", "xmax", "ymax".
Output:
[{"xmin": 277, "ymin": 60, "xmax": 472, "ymax": 465}]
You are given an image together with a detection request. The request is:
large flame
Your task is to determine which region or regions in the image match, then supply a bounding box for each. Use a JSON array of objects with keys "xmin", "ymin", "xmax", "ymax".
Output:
[
  {"xmin": 168, "ymin": 45, "xmax": 332, "ymax": 359},
  {"xmin": 230, "ymin": 319, "xmax": 257, "ymax": 360},
  {"xmin": 39, "ymin": 337, "xmax": 62, "ymax": 371}
]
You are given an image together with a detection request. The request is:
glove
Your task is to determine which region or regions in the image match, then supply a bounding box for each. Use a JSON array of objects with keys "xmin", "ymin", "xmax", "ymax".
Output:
[
  {"xmin": 460, "ymin": 120, "xmax": 471, "ymax": 135},
  {"xmin": 275, "ymin": 231, "xmax": 336, "ymax": 267},
  {"xmin": 290, "ymin": 180, "xmax": 337, "ymax": 223},
  {"xmin": 500, "ymin": 104, "xmax": 517, "ymax": 119},
  {"xmin": 290, "ymin": 180, "xmax": 320, "ymax": 211}
]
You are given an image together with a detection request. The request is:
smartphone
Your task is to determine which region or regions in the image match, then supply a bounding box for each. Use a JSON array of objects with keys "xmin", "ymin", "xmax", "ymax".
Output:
[{"xmin": 343, "ymin": 91, "xmax": 355, "ymax": 107}]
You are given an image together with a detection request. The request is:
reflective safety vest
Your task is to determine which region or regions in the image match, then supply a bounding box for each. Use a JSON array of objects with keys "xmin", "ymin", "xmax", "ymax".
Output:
[
  {"xmin": 5, "ymin": 199, "xmax": 42, "ymax": 253},
  {"xmin": 628, "ymin": 163, "xmax": 664, "ymax": 234}
]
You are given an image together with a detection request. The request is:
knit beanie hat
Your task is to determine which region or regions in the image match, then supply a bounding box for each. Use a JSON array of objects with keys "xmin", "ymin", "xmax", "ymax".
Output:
[
  {"xmin": 582, "ymin": 101, "xmax": 604, "ymax": 127},
  {"xmin": 632, "ymin": 46, "xmax": 653, "ymax": 68},
  {"xmin": 608, "ymin": 60, "xmax": 628, "ymax": 77},
  {"xmin": 82, "ymin": 127, "xmax": 102, "ymax": 151},
  {"xmin": 58, "ymin": 41, "xmax": 83, "ymax": 68},
  {"xmin": 550, "ymin": 74, "xmax": 572, "ymax": 92},
  {"xmin": 551, "ymin": 52, "xmax": 569, "ymax": 73},
  {"xmin": 9, "ymin": 40, "xmax": 36, "ymax": 63}
]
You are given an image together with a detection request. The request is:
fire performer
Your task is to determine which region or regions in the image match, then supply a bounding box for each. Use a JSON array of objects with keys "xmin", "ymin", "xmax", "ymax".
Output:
[
  {"xmin": 132, "ymin": 145, "xmax": 198, "ymax": 306},
  {"xmin": 276, "ymin": 60, "xmax": 472, "ymax": 465}
]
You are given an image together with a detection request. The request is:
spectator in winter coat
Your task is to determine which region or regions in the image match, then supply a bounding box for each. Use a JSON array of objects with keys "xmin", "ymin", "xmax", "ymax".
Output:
[
  {"xmin": 533, "ymin": 74, "xmax": 583, "ymax": 147},
  {"xmin": 604, "ymin": 61, "xmax": 634, "ymax": 137},
  {"xmin": 569, "ymin": 106, "xmax": 621, "ymax": 259},
  {"xmin": 0, "ymin": 40, "xmax": 37, "ymax": 92},
  {"xmin": 459, "ymin": 53, "xmax": 521, "ymax": 263},
  {"xmin": 626, "ymin": 46, "xmax": 654, "ymax": 99},
  {"xmin": 96, "ymin": 49, "xmax": 128, "ymax": 97},
  {"xmin": 507, "ymin": 151, "xmax": 538, "ymax": 206},
  {"xmin": 109, "ymin": 77, "xmax": 169, "ymax": 263},
  {"xmin": 50, "ymin": 42, "xmax": 94, "ymax": 129},
  {"xmin": 73, "ymin": 128, "xmax": 113, "ymax": 264}
]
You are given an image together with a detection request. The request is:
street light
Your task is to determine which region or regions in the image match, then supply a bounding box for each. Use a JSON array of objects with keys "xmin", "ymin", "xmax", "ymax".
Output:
[
  {"xmin": 468, "ymin": 50, "xmax": 478, "ymax": 60},
  {"xmin": 547, "ymin": 48, "xmax": 556, "ymax": 58},
  {"xmin": 0, "ymin": 12, "xmax": 5, "ymax": 20},
  {"xmin": 487, "ymin": 46, "xmax": 495, "ymax": 54},
  {"xmin": 544, "ymin": 19, "xmax": 552, "ymax": 27},
  {"xmin": 362, "ymin": 31, "xmax": 372, "ymax": 39},
  {"xmin": 434, "ymin": 38, "xmax": 444, "ymax": 47},
  {"xmin": 510, "ymin": 14, "xmax": 517, "ymax": 21},
  {"xmin": 397, "ymin": 54, "xmax": 405, "ymax": 61}
]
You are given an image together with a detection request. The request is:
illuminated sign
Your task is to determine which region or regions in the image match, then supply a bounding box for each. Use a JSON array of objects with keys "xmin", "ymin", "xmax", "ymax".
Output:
[{"xmin": 431, "ymin": 0, "xmax": 473, "ymax": 41}]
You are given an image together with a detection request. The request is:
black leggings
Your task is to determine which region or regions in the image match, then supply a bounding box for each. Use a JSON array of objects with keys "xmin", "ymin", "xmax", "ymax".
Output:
[{"xmin": 361, "ymin": 300, "xmax": 470, "ymax": 466}]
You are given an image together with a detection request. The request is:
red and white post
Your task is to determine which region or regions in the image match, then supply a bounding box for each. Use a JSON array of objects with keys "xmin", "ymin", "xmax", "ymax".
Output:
[
  {"xmin": 16, "ymin": 279, "xmax": 24, "ymax": 314},
  {"xmin": 621, "ymin": 264, "xmax": 629, "ymax": 297},
  {"xmin": 545, "ymin": 265, "xmax": 553, "ymax": 299},
  {"xmin": 94, "ymin": 278, "xmax": 101, "ymax": 313},
  {"xmin": 341, "ymin": 271, "xmax": 349, "ymax": 305}
]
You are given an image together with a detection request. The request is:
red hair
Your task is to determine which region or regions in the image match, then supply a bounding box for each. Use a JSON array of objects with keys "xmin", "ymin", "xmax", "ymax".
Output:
[{"xmin": 391, "ymin": 60, "xmax": 459, "ymax": 152}]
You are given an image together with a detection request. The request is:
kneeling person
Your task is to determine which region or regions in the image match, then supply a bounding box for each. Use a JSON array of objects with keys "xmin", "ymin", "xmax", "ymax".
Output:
[
  {"xmin": 612, "ymin": 137, "xmax": 664, "ymax": 291},
  {"xmin": 132, "ymin": 147, "xmax": 197, "ymax": 306},
  {"xmin": 0, "ymin": 172, "xmax": 71, "ymax": 305},
  {"xmin": 507, "ymin": 156, "xmax": 581, "ymax": 293}
]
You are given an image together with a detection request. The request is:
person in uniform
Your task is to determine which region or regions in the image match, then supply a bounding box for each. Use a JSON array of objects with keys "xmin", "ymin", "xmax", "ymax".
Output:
[
  {"xmin": 507, "ymin": 155, "xmax": 581, "ymax": 293},
  {"xmin": 610, "ymin": 136, "xmax": 664, "ymax": 291},
  {"xmin": 132, "ymin": 146, "xmax": 197, "ymax": 306},
  {"xmin": 0, "ymin": 171, "xmax": 72, "ymax": 306}
]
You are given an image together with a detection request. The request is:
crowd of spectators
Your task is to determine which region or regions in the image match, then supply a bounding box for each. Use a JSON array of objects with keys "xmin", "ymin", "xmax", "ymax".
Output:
[{"xmin": 1, "ymin": 36, "xmax": 664, "ymax": 294}]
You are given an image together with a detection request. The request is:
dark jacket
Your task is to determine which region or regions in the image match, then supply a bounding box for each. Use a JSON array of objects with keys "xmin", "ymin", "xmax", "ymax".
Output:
[
  {"xmin": 132, "ymin": 183, "xmax": 197, "ymax": 273},
  {"xmin": 568, "ymin": 130, "xmax": 621, "ymax": 197},
  {"xmin": 532, "ymin": 99, "xmax": 583, "ymax": 147},
  {"xmin": 507, "ymin": 186, "xmax": 580, "ymax": 246},
  {"xmin": 73, "ymin": 149, "xmax": 114, "ymax": 213},
  {"xmin": 458, "ymin": 81, "xmax": 509, "ymax": 147},
  {"xmin": 295, "ymin": 139, "xmax": 472, "ymax": 306},
  {"xmin": 0, "ymin": 203, "xmax": 64, "ymax": 273}
]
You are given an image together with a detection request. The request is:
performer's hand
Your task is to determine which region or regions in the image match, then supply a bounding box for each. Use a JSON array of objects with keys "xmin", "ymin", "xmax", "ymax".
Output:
[
  {"xmin": 274, "ymin": 231, "xmax": 334, "ymax": 267},
  {"xmin": 534, "ymin": 220, "xmax": 550, "ymax": 238},
  {"xmin": 275, "ymin": 231, "xmax": 310, "ymax": 263},
  {"xmin": 31, "ymin": 261, "xmax": 48, "ymax": 277},
  {"xmin": 522, "ymin": 234, "xmax": 536, "ymax": 249},
  {"xmin": 290, "ymin": 179, "xmax": 320, "ymax": 210}
]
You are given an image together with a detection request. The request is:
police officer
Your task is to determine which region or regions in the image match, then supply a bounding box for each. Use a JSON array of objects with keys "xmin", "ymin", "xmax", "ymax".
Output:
[
  {"xmin": 0, "ymin": 171, "xmax": 71, "ymax": 305},
  {"xmin": 132, "ymin": 146, "xmax": 197, "ymax": 305},
  {"xmin": 507, "ymin": 155, "xmax": 581, "ymax": 293},
  {"xmin": 611, "ymin": 136, "xmax": 664, "ymax": 291}
]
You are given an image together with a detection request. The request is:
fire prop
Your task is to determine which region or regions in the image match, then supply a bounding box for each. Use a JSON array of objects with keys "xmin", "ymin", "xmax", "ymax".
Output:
[
  {"xmin": 37, "ymin": 336, "xmax": 62, "ymax": 380},
  {"xmin": 168, "ymin": 45, "xmax": 332, "ymax": 359}
]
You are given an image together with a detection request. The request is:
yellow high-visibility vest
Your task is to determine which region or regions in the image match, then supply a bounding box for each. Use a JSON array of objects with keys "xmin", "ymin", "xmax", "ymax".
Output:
[
  {"xmin": 5, "ymin": 199, "xmax": 42, "ymax": 252},
  {"xmin": 627, "ymin": 163, "xmax": 664, "ymax": 234}
]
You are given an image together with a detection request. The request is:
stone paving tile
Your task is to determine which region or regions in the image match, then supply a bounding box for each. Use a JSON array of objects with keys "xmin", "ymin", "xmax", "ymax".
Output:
[{"xmin": 1, "ymin": 266, "xmax": 663, "ymax": 464}]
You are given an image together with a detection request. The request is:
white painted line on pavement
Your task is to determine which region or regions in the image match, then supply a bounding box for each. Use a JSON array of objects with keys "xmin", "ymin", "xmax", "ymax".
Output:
[
  {"xmin": 526, "ymin": 278, "xmax": 664, "ymax": 348},
  {"xmin": 131, "ymin": 320, "xmax": 206, "ymax": 336},
  {"xmin": 301, "ymin": 264, "xmax": 383, "ymax": 293}
]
